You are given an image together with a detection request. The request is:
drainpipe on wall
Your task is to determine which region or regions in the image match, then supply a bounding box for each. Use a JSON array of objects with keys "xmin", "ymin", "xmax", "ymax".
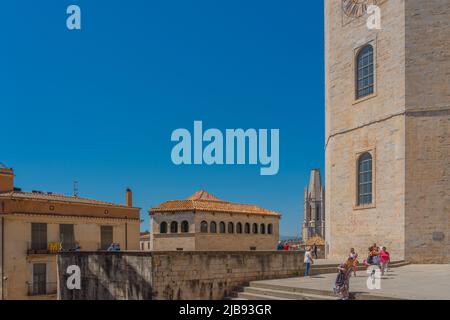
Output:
[
  {"xmin": 125, "ymin": 222, "xmax": 128, "ymax": 250},
  {"xmin": 125, "ymin": 188, "xmax": 132, "ymax": 251},
  {"xmin": 1, "ymin": 216, "xmax": 4, "ymax": 300}
]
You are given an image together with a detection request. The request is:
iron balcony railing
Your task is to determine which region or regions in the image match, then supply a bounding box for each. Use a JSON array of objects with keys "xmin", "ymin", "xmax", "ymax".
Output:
[
  {"xmin": 27, "ymin": 282, "xmax": 57, "ymax": 296},
  {"xmin": 26, "ymin": 241, "xmax": 60, "ymax": 255},
  {"xmin": 26, "ymin": 242, "xmax": 82, "ymax": 255}
]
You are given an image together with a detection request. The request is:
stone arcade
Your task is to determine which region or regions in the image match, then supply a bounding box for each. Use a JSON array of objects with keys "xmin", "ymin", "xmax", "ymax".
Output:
[{"xmin": 150, "ymin": 190, "xmax": 280, "ymax": 251}]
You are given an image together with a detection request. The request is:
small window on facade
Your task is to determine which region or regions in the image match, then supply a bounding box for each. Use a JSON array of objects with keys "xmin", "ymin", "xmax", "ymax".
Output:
[
  {"xmin": 268, "ymin": 224, "xmax": 273, "ymax": 235},
  {"xmin": 200, "ymin": 221, "xmax": 208, "ymax": 233},
  {"xmin": 219, "ymin": 222, "xmax": 226, "ymax": 234},
  {"xmin": 160, "ymin": 222, "xmax": 167, "ymax": 234},
  {"xmin": 210, "ymin": 221, "xmax": 217, "ymax": 233},
  {"xmin": 356, "ymin": 45, "xmax": 374, "ymax": 99},
  {"xmin": 59, "ymin": 224, "xmax": 75, "ymax": 251},
  {"xmin": 228, "ymin": 222, "xmax": 234, "ymax": 234},
  {"xmin": 31, "ymin": 223, "xmax": 47, "ymax": 251},
  {"xmin": 100, "ymin": 226, "xmax": 113, "ymax": 250},
  {"xmin": 260, "ymin": 224, "xmax": 266, "ymax": 234},
  {"xmin": 358, "ymin": 152, "xmax": 373, "ymax": 205},
  {"xmin": 32, "ymin": 263, "xmax": 47, "ymax": 295},
  {"xmin": 181, "ymin": 221, "xmax": 189, "ymax": 233},
  {"xmin": 170, "ymin": 221, "xmax": 178, "ymax": 233},
  {"xmin": 236, "ymin": 222, "xmax": 243, "ymax": 234},
  {"xmin": 245, "ymin": 223, "xmax": 251, "ymax": 234},
  {"xmin": 253, "ymin": 223, "xmax": 258, "ymax": 234}
]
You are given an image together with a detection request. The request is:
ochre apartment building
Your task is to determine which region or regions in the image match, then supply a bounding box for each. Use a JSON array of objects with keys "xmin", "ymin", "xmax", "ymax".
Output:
[{"xmin": 0, "ymin": 164, "xmax": 140, "ymax": 300}]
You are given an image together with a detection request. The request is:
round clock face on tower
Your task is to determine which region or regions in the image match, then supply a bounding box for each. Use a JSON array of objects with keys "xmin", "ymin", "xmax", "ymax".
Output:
[{"xmin": 342, "ymin": 0, "xmax": 378, "ymax": 18}]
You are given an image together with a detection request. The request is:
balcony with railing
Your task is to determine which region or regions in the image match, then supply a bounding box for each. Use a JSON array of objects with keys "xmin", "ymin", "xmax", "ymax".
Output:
[
  {"xmin": 26, "ymin": 241, "xmax": 61, "ymax": 255},
  {"xmin": 27, "ymin": 282, "xmax": 57, "ymax": 296}
]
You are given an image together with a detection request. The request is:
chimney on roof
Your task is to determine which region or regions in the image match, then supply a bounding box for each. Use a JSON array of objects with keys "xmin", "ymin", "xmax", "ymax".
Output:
[
  {"xmin": 0, "ymin": 165, "xmax": 14, "ymax": 193},
  {"xmin": 126, "ymin": 188, "xmax": 133, "ymax": 207}
]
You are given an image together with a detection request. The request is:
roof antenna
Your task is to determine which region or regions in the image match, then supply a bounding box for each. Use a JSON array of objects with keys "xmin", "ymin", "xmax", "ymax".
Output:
[{"xmin": 73, "ymin": 181, "xmax": 79, "ymax": 197}]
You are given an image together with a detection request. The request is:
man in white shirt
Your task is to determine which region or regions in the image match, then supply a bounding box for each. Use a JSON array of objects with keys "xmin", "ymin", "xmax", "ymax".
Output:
[{"xmin": 304, "ymin": 247, "xmax": 314, "ymax": 277}]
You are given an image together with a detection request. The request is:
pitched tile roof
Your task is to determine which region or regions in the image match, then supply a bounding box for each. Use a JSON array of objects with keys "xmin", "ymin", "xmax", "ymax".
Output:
[
  {"xmin": 0, "ymin": 191, "xmax": 138, "ymax": 209},
  {"xmin": 150, "ymin": 190, "xmax": 280, "ymax": 217},
  {"xmin": 140, "ymin": 231, "xmax": 150, "ymax": 240},
  {"xmin": 306, "ymin": 235, "xmax": 325, "ymax": 246},
  {"xmin": 187, "ymin": 190, "xmax": 222, "ymax": 201}
]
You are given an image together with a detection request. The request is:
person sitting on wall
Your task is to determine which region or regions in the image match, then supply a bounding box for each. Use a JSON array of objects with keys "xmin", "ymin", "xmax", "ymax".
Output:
[{"xmin": 277, "ymin": 241, "xmax": 283, "ymax": 251}]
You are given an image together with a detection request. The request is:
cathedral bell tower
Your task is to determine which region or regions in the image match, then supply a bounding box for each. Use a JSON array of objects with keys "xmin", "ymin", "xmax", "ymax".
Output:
[{"xmin": 302, "ymin": 169, "xmax": 325, "ymax": 243}]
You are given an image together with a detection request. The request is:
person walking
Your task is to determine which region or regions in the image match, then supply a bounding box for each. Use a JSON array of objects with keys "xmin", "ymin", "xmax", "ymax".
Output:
[
  {"xmin": 333, "ymin": 257, "xmax": 354, "ymax": 300},
  {"xmin": 380, "ymin": 247, "xmax": 390, "ymax": 275},
  {"xmin": 304, "ymin": 247, "xmax": 314, "ymax": 277},
  {"xmin": 313, "ymin": 244, "xmax": 318, "ymax": 259},
  {"xmin": 349, "ymin": 248, "xmax": 359, "ymax": 277}
]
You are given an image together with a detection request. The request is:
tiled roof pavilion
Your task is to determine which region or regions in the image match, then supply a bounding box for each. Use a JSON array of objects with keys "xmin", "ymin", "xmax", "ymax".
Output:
[{"xmin": 150, "ymin": 190, "xmax": 281, "ymax": 217}]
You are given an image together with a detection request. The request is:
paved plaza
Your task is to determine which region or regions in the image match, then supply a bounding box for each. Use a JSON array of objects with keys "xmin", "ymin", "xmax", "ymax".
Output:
[{"xmin": 253, "ymin": 264, "xmax": 450, "ymax": 300}]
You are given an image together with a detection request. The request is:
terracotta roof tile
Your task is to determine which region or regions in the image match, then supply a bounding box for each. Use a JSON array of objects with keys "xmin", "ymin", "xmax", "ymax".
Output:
[
  {"xmin": 150, "ymin": 191, "xmax": 280, "ymax": 217},
  {"xmin": 187, "ymin": 190, "xmax": 222, "ymax": 201},
  {"xmin": 0, "ymin": 191, "xmax": 137, "ymax": 209},
  {"xmin": 306, "ymin": 235, "xmax": 325, "ymax": 246}
]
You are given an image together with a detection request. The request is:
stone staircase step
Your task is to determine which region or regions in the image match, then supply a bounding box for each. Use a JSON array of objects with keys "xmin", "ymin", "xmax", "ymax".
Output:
[
  {"xmin": 249, "ymin": 282, "xmax": 336, "ymax": 297},
  {"xmin": 243, "ymin": 287, "xmax": 339, "ymax": 300},
  {"xmin": 237, "ymin": 292, "xmax": 293, "ymax": 300},
  {"xmin": 226, "ymin": 261, "xmax": 411, "ymax": 301}
]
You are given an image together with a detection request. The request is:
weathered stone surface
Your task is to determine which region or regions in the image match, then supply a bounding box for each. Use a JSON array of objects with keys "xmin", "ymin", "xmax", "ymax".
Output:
[
  {"xmin": 325, "ymin": 0, "xmax": 449, "ymax": 263},
  {"xmin": 57, "ymin": 251, "xmax": 304, "ymax": 300}
]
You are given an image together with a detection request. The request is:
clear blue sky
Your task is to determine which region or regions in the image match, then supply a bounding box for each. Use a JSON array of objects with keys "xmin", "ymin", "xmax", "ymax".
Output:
[{"xmin": 1, "ymin": 0, "xmax": 324, "ymax": 238}]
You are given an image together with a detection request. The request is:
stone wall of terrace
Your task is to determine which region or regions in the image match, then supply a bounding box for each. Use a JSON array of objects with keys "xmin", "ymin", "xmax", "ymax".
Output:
[{"xmin": 57, "ymin": 251, "xmax": 305, "ymax": 300}]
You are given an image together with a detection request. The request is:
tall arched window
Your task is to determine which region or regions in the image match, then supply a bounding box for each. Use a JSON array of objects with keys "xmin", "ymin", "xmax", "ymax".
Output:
[
  {"xmin": 181, "ymin": 221, "xmax": 189, "ymax": 233},
  {"xmin": 236, "ymin": 222, "xmax": 243, "ymax": 234},
  {"xmin": 219, "ymin": 222, "xmax": 226, "ymax": 234},
  {"xmin": 260, "ymin": 224, "xmax": 266, "ymax": 234},
  {"xmin": 210, "ymin": 221, "xmax": 217, "ymax": 233},
  {"xmin": 358, "ymin": 152, "xmax": 373, "ymax": 205},
  {"xmin": 253, "ymin": 223, "xmax": 258, "ymax": 234},
  {"xmin": 245, "ymin": 223, "xmax": 251, "ymax": 234},
  {"xmin": 228, "ymin": 222, "xmax": 234, "ymax": 234},
  {"xmin": 316, "ymin": 205, "xmax": 321, "ymax": 221},
  {"xmin": 170, "ymin": 221, "xmax": 178, "ymax": 233},
  {"xmin": 268, "ymin": 224, "xmax": 273, "ymax": 235},
  {"xmin": 160, "ymin": 222, "xmax": 167, "ymax": 234},
  {"xmin": 200, "ymin": 221, "xmax": 208, "ymax": 233},
  {"xmin": 356, "ymin": 45, "xmax": 374, "ymax": 99}
]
